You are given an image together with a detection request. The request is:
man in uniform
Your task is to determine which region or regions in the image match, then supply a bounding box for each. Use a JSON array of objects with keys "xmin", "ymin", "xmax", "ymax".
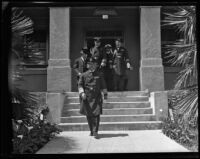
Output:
[
  {"xmin": 73, "ymin": 47, "xmax": 90, "ymax": 86},
  {"xmin": 104, "ymin": 44, "xmax": 114, "ymax": 91},
  {"xmin": 78, "ymin": 62, "xmax": 108, "ymax": 138},
  {"xmin": 89, "ymin": 37, "xmax": 107, "ymax": 71},
  {"xmin": 113, "ymin": 38, "xmax": 132, "ymax": 91}
]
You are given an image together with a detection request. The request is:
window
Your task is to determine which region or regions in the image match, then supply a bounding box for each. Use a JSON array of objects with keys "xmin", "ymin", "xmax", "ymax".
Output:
[{"xmin": 22, "ymin": 30, "xmax": 48, "ymax": 68}]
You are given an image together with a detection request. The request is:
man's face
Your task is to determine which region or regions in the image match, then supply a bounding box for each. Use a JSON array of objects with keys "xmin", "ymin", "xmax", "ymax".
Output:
[
  {"xmin": 94, "ymin": 41, "xmax": 101, "ymax": 47},
  {"xmin": 82, "ymin": 53, "xmax": 87, "ymax": 60},
  {"xmin": 106, "ymin": 48, "xmax": 112, "ymax": 54},
  {"xmin": 115, "ymin": 41, "xmax": 121, "ymax": 48}
]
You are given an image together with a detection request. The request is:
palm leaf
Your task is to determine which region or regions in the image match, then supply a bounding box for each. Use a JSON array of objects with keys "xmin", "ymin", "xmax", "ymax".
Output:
[
  {"xmin": 162, "ymin": 6, "xmax": 196, "ymax": 43},
  {"xmin": 173, "ymin": 88, "xmax": 198, "ymax": 123},
  {"xmin": 162, "ymin": 6, "xmax": 198, "ymax": 126}
]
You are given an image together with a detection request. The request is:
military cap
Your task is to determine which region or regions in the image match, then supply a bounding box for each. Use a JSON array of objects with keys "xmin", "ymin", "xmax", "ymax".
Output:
[
  {"xmin": 93, "ymin": 37, "xmax": 101, "ymax": 42},
  {"xmin": 115, "ymin": 38, "xmax": 123, "ymax": 43},
  {"xmin": 80, "ymin": 47, "xmax": 89, "ymax": 55},
  {"xmin": 104, "ymin": 44, "xmax": 112, "ymax": 48}
]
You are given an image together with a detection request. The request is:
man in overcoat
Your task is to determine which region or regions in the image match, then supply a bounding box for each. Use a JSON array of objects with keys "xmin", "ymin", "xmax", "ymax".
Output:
[
  {"xmin": 73, "ymin": 47, "xmax": 90, "ymax": 85},
  {"xmin": 113, "ymin": 38, "xmax": 132, "ymax": 91},
  {"xmin": 78, "ymin": 62, "xmax": 108, "ymax": 138},
  {"xmin": 104, "ymin": 44, "xmax": 115, "ymax": 91},
  {"xmin": 89, "ymin": 37, "xmax": 107, "ymax": 70}
]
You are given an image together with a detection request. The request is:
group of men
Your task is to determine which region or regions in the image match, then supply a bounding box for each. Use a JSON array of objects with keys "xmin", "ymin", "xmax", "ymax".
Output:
[
  {"xmin": 73, "ymin": 37, "xmax": 132, "ymax": 92},
  {"xmin": 73, "ymin": 37, "xmax": 132, "ymax": 138}
]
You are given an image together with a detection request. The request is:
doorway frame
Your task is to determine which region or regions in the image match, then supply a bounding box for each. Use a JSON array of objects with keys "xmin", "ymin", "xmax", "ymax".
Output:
[{"xmin": 83, "ymin": 27, "xmax": 125, "ymax": 47}]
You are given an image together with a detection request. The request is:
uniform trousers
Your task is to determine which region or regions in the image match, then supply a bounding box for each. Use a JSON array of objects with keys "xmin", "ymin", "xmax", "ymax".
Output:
[
  {"xmin": 113, "ymin": 74, "xmax": 128, "ymax": 91},
  {"xmin": 86, "ymin": 115, "xmax": 100, "ymax": 133}
]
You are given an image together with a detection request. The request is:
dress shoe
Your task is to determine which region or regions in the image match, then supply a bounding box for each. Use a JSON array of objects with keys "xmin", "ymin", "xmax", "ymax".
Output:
[
  {"xmin": 89, "ymin": 132, "xmax": 93, "ymax": 136},
  {"xmin": 93, "ymin": 132, "xmax": 99, "ymax": 139}
]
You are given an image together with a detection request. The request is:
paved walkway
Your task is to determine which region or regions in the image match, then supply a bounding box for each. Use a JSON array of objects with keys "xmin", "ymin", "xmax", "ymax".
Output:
[{"xmin": 36, "ymin": 130, "xmax": 190, "ymax": 153}]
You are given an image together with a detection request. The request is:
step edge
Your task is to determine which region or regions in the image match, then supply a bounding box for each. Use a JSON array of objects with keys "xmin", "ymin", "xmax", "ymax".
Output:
[
  {"xmin": 59, "ymin": 121, "xmax": 162, "ymax": 125},
  {"xmin": 65, "ymin": 101, "xmax": 150, "ymax": 105},
  {"xmin": 66, "ymin": 96, "xmax": 149, "ymax": 99},
  {"xmin": 60, "ymin": 114, "xmax": 156, "ymax": 118},
  {"xmin": 66, "ymin": 107, "xmax": 152, "ymax": 111}
]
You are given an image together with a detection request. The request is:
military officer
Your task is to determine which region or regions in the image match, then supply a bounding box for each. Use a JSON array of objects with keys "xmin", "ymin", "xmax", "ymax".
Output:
[
  {"xmin": 89, "ymin": 37, "xmax": 107, "ymax": 70},
  {"xmin": 104, "ymin": 44, "xmax": 115, "ymax": 91},
  {"xmin": 78, "ymin": 62, "xmax": 108, "ymax": 138},
  {"xmin": 113, "ymin": 38, "xmax": 132, "ymax": 91},
  {"xmin": 73, "ymin": 47, "xmax": 90, "ymax": 85}
]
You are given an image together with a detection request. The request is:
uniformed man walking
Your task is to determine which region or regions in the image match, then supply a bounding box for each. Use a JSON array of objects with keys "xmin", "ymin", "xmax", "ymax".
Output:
[
  {"xmin": 89, "ymin": 37, "xmax": 107, "ymax": 71},
  {"xmin": 104, "ymin": 44, "xmax": 115, "ymax": 91},
  {"xmin": 113, "ymin": 38, "xmax": 132, "ymax": 91},
  {"xmin": 78, "ymin": 62, "xmax": 108, "ymax": 138},
  {"xmin": 73, "ymin": 47, "xmax": 90, "ymax": 86}
]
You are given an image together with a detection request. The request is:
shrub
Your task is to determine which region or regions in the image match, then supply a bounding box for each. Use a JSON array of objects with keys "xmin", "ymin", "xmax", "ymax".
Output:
[
  {"xmin": 161, "ymin": 93, "xmax": 198, "ymax": 152},
  {"xmin": 12, "ymin": 105, "xmax": 62, "ymax": 154}
]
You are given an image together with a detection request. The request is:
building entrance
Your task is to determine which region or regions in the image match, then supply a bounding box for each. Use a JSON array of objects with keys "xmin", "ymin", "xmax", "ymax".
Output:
[{"xmin": 85, "ymin": 30, "xmax": 123, "ymax": 49}]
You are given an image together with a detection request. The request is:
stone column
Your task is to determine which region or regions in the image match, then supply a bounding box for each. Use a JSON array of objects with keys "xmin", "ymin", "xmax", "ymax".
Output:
[
  {"xmin": 139, "ymin": 6, "xmax": 165, "ymax": 92},
  {"xmin": 47, "ymin": 7, "xmax": 71, "ymax": 92}
]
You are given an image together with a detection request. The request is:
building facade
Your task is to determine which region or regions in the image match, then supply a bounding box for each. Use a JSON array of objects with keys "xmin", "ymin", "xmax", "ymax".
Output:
[{"xmin": 15, "ymin": 6, "xmax": 182, "ymax": 93}]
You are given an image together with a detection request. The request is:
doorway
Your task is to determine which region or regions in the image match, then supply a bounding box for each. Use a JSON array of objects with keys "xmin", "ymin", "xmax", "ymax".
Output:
[{"xmin": 84, "ymin": 30, "xmax": 124, "ymax": 49}]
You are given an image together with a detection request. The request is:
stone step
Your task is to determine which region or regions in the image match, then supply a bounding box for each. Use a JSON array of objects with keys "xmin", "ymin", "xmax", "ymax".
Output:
[
  {"xmin": 64, "ymin": 91, "xmax": 149, "ymax": 97},
  {"xmin": 60, "ymin": 114, "xmax": 157, "ymax": 123},
  {"xmin": 65, "ymin": 96, "xmax": 149, "ymax": 103},
  {"xmin": 63, "ymin": 101, "xmax": 151, "ymax": 110},
  {"xmin": 62, "ymin": 108, "xmax": 153, "ymax": 116},
  {"xmin": 58, "ymin": 121, "xmax": 162, "ymax": 131}
]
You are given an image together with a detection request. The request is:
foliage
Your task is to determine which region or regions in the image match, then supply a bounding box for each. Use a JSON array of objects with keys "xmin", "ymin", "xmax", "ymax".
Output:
[
  {"xmin": 161, "ymin": 114, "xmax": 198, "ymax": 152},
  {"xmin": 10, "ymin": 7, "xmax": 62, "ymax": 154},
  {"xmin": 162, "ymin": 6, "xmax": 198, "ymax": 124},
  {"xmin": 12, "ymin": 105, "xmax": 62, "ymax": 154},
  {"xmin": 161, "ymin": 91, "xmax": 198, "ymax": 152},
  {"xmin": 10, "ymin": 7, "xmax": 44, "ymax": 120}
]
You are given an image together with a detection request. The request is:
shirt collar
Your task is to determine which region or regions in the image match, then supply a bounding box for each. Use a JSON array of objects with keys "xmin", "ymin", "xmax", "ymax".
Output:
[{"xmin": 81, "ymin": 56, "xmax": 85, "ymax": 62}]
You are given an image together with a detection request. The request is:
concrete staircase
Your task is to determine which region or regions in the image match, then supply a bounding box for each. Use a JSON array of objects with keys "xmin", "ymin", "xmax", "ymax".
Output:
[{"xmin": 59, "ymin": 91, "xmax": 162, "ymax": 131}]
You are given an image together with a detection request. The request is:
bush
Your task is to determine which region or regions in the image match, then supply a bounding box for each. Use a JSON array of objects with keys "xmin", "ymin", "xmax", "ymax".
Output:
[
  {"xmin": 12, "ymin": 105, "xmax": 62, "ymax": 154},
  {"xmin": 161, "ymin": 94, "xmax": 198, "ymax": 152}
]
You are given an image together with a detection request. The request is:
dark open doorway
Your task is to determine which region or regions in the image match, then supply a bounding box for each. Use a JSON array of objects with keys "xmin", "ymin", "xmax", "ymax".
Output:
[
  {"xmin": 86, "ymin": 38, "xmax": 116, "ymax": 50},
  {"xmin": 85, "ymin": 30, "xmax": 123, "ymax": 50}
]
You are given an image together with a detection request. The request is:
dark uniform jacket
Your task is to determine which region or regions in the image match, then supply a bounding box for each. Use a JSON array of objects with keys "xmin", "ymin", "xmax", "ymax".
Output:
[
  {"xmin": 105, "ymin": 52, "xmax": 114, "ymax": 69},
  {"xmin": 89, "ymin": 46, "xmax": 107, "ymax": 67},
  {"xmin": 73, "ymin": 57, "xmax": 88, "ymax": 79},
  {"xmin": 113, "ymin": 46, "xmax": 130, "ymax": 76},
  {"xmin": 78, "ymin": 70, "xmax": 106, "ymax": 116}
]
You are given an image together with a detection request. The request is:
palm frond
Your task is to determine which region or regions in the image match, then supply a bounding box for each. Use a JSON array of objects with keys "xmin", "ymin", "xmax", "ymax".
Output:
[
  {"xmin": 164, "ymin": 43, "xmax": 196, "ymax": 67},
  {"xmin": 162, "ymin": 6, "xmax": 196, "ymax": 43},
  {"xmin": 162, "ymin": 6, "xmax": 198, "ymax": 126},
  {"xmin": 173, "ymin": 88, "xmax": 198, "ymax": 123},
  {"xmin": 11, "ymin": 87, "xmax": 38, "ymax": 106},
  {"xmin": 175, "ymin": 64, "xmax": 197, "ymax": 89},
  {"xmin": 11, "ymin": 8, "xmax": 33, "ymax": 36}
]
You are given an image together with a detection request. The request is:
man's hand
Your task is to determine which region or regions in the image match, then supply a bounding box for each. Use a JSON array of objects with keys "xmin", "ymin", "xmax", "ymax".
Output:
[
  {"xmin": 127, "ymin": 63, "xmax": 131, "ymax": 69},
  {"xmin": 81, "ymin": 92, "xmax": 86, "ymax": 100},
  {"xmin": 101, "ymin": 63, "xmax": 106, "ymax": 67},
  {"xmin": 78, "ymin": 72, "xmax": 82, "ymax": 76}
]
